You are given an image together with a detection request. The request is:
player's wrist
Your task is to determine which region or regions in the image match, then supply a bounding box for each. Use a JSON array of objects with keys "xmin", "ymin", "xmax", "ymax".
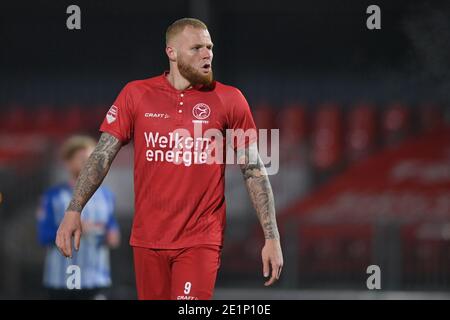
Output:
[
  {"xmin": 67, "ymin": 199, "xmax": 84, "ymax": 213},
  {"xmin": 264, "ymin": 237, "xmax": 280, "ymax": 244},
  {"xmin": 65, "ymin": 210, "xmax": 82, "ymax": 215}
]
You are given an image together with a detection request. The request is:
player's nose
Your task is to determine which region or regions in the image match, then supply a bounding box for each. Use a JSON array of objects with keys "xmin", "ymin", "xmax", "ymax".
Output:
[{"xmin": 200, "ymin": 48, "xmax": 212, "ymax": 60}]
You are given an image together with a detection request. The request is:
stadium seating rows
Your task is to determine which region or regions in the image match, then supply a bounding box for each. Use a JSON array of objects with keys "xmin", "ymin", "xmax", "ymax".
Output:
[{"xmin": 0, "ymin": 102, "xmax": 445, "ymax": 170}]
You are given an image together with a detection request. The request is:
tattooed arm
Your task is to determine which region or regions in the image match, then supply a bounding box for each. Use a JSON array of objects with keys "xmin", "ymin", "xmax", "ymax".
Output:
[
  {"xmin": 238, "ymin": 142, "xmax": 283, "ymax": 286},
  {"xmin": 67, "ymin": 133, "xmax": 122, "ymax": 212},
  {"xmin": 56, "ymin": 133, "xmax": 122, "ymax": 257}
]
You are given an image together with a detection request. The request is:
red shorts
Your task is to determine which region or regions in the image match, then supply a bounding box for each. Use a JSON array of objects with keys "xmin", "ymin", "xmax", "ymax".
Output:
[{"xmin": 133, "ymin": 244, "xmax": 222, "ymax": 300}]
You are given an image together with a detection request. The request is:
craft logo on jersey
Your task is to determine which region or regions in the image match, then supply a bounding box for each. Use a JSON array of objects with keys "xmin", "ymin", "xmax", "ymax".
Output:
[
  {"xmin": 106, "ymin": 105, "xmax": 118, "ymax": 124},
  {"xmin": 145, "ymin": 112, "xmax": 170, "ymax": 119},
  {"xmin": 192, "ymin": 103, "xmax": 210, "ymax": 120}
]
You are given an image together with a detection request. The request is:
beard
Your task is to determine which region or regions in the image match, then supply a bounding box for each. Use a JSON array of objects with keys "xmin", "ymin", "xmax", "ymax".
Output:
[{"xmin": 177, "ymin": 57, "xmax": 213, "ymax": 86}]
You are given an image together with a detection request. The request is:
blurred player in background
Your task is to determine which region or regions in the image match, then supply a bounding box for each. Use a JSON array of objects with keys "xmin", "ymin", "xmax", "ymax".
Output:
[
  {"xmin": 37, "ymin": 135, "xmax": 120, "ymax": 300},
  {"xmin": 55, "ymin": 18, "xmax": 283, "ymax": 300}
]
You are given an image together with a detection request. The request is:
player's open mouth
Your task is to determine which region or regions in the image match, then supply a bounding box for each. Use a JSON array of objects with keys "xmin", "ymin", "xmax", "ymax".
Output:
[{"xmin": 201, "ymin": 63, "xmax": 211, "ymax": 73}]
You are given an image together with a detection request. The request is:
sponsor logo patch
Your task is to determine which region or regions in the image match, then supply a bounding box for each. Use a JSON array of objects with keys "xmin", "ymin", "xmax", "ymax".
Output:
[{"xmin": 106, "ymin": 105, "xmax": 118, "ymax": 124}]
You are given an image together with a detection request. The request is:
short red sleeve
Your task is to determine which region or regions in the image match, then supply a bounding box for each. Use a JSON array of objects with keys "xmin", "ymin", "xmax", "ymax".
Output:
[
  {"xmin": 227, "ymin": 88, "xmax": 257, "ymax": 150},
  {"xmin": 99, "ymin": 83, "xmax": 135, "ymax": 144}
]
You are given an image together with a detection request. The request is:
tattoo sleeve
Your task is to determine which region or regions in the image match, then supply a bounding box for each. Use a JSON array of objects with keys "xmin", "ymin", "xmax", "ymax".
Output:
[
  {"xmin": 67, "ymin": 132, "xmax": 122, "ymax": 213},
  {"xmin": 238, "ymin": 143, "xmax": 280, "ymax": 240}
]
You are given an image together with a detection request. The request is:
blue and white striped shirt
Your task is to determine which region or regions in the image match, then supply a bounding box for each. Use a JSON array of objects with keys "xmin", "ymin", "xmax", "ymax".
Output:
[{"xmin": 37, "ymin": 183, "xmax": 119, "ymax": 289}]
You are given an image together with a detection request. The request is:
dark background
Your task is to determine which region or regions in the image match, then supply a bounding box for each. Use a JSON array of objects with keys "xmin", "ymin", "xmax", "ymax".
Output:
[
  {"xmin": 2, "ymin": 0, "xmax": 449, "ymax": 105},
  {"xmin": 0, "ymin": 0, "xmax": 449, "ymax": 299}
]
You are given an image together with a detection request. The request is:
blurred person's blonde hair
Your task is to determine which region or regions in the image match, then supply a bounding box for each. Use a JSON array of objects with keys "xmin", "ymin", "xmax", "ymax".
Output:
[
  {"xmin": 60, "ymin": 135, "xmax": 96, "ymax": 161},
  {"xmin": 166, "ymin": 18, "xmax": 208, "ymax": 45}
]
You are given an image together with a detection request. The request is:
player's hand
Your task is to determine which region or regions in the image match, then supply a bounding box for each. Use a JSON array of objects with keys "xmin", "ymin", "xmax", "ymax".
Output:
[
  {"xmin": 106, "ymin": 229, "xmax": 121, "ymax": 248},
  {"xmin": 81, "ymin": 221, "xmax": 102, "ymax": 235},
  {"xmin": 261, "ymin": 238, "xmax": 283, "ymax": 286},
  {"xmin": 56, "ymin": 211, "xmax": 82, "ymax": 258}
]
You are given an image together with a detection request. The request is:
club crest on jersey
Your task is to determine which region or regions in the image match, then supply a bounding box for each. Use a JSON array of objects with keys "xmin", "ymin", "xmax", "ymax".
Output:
[
  {"xmin": 106, "ymin": 105, "xmax": 118, "ymax": 124},
  {"xmin": 192, "ymin": 103, "xmax": 210, "ymax": 120},
  {"xmin": 192, "ymin": 103, "xmax": 210, "ymax": 124}
]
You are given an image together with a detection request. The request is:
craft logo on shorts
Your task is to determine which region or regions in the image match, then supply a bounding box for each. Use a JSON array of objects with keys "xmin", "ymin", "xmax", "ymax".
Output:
[
  {"xmin": 177, "ymin": 295, "xmax": 198, "ymax": 300},
  {"xmin": 192, "ymin": 103, "xmax": 210, "ymax": 123},
  {"xmin": 106, "ymin": 105, "xmax": 118, "ymax": 124}
]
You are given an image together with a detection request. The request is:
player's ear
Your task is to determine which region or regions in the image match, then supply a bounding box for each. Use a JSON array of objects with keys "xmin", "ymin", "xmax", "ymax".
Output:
[{"xmin": 166, "ymin": 46, "xmax": 177, "ymax": 62}]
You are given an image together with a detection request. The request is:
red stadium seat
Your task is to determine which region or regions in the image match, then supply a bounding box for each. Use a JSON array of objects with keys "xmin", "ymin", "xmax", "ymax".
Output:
[
  {"xmin": 59, "ymin": 105, "xmax": 84, "ymax": 135},
  {"xmin": 253, "ymin": 103, "xmax": 276, "ymax": 130},
  {"xmin": 382, "ymin": 102, "xmax": 411, "ymax": 147},
  {"xmin": 88, "ymin": 105, "xmax": 109, "ymax": 133},
  {"xmin": 279, "ymin": 103, "xmax": 308, "ymax": 145},
  {"xmin": 311, "ymin": 103, "xmax": 343, "ymax": 170},
  {"xmin": 0, "ymin": 107, "xmax": 7, "ymax": 133},
  {"xmin": 418, "ymin": 102, "xmax": 444, "ymax": 133},
  {"xmin": 346, "ymin": 102, "xmax": 377, "ymax": 162},
  {"xmin": 278, "ymin": 103, "xmax": 308, "ymax": 163},
  {"xmin": 33, "ymin": 105, "xmax": 59, "ymax": 137},
  {"xmin": 252, "ymin": 103, "xmax": 276, "ymax": 153},
  {"xmin": 1, "ymin": 105, "xmax": 27, "ymax": 134}
]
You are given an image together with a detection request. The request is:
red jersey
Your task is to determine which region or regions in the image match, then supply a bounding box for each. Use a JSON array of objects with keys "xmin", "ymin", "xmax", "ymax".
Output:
[{"xmin": 100, "ymin": 72, "xmax": 256, "ymax": 249}]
